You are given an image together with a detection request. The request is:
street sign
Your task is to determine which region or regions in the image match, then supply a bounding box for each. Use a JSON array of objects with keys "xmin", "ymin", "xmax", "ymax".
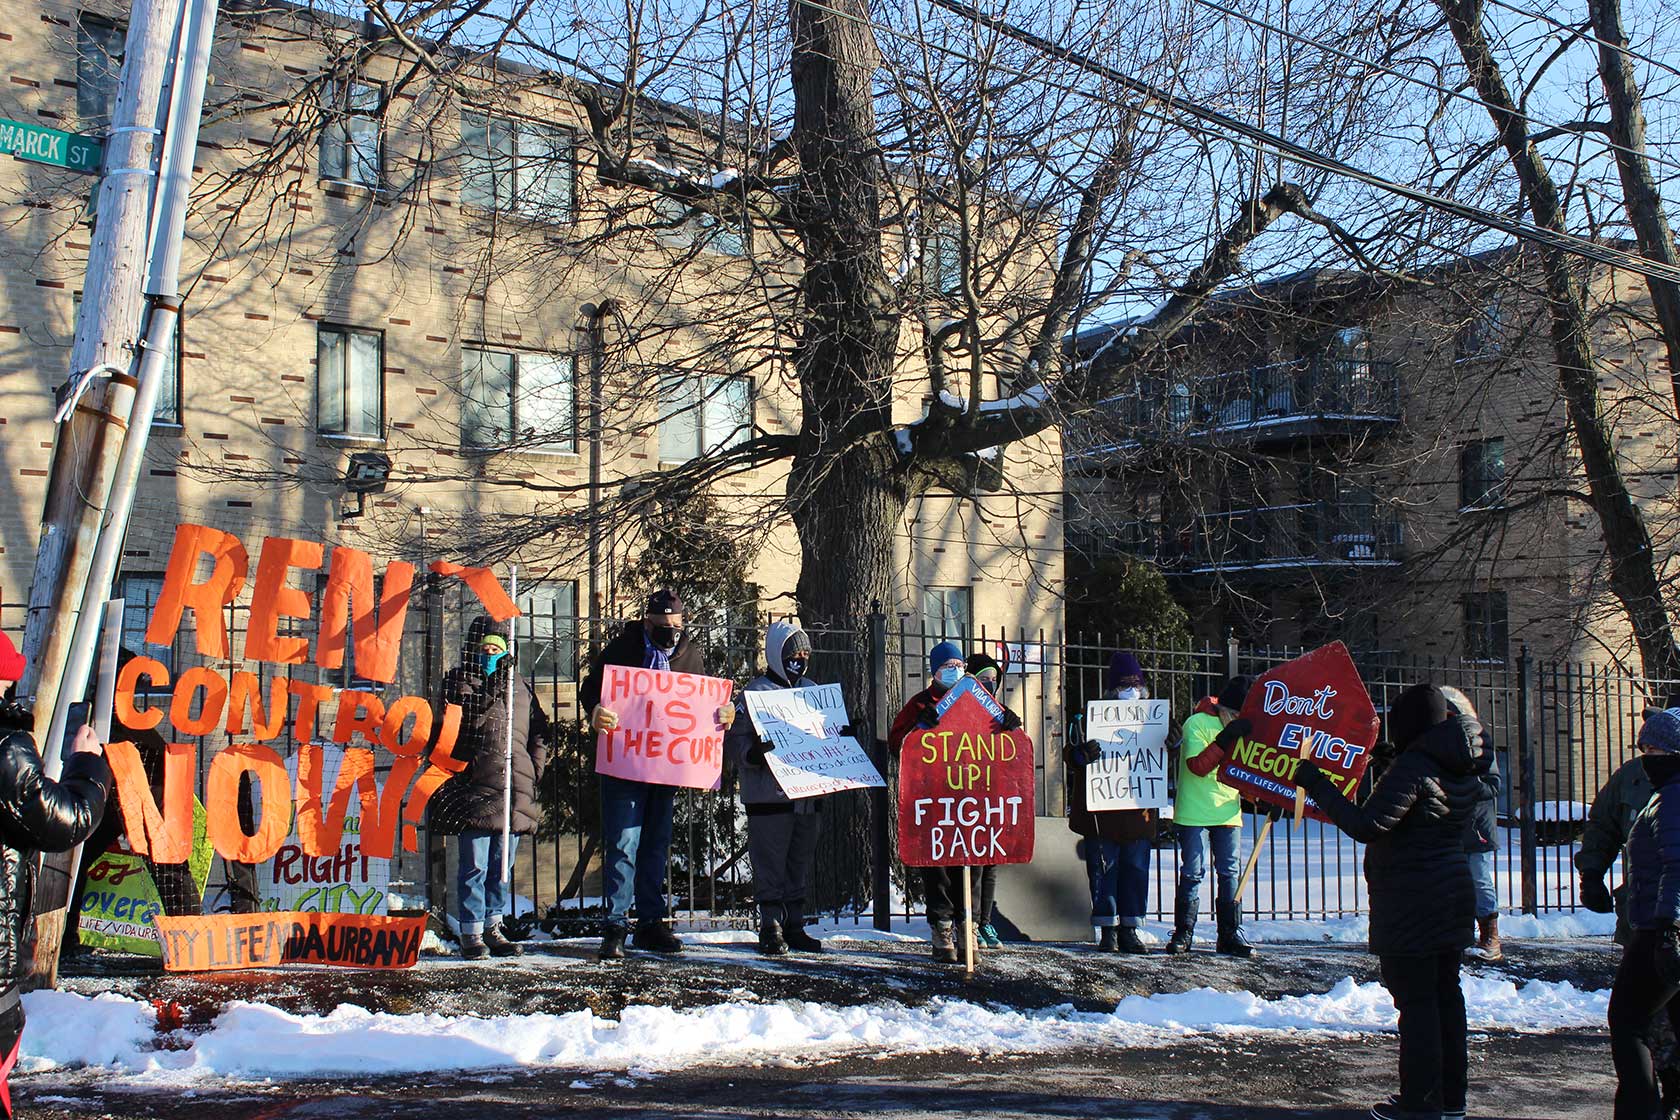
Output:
[{"xmin": 0, "ymin": 117, "xmax": 102, "ymax": 174}]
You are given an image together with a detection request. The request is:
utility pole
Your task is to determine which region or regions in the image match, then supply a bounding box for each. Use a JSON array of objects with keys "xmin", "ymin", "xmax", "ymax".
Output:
[{"xmin": 21, "ymin": 0, "xmax": 217, "ymax": 988}]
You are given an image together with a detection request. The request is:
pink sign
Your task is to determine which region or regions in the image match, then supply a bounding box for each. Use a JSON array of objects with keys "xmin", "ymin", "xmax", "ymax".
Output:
[{"xmin": 594, "ymin": 665, "xmax": 735, "ymax": 789}]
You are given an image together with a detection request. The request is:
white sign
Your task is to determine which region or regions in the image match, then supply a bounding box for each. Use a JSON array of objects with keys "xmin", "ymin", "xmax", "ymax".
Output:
[
  {"xmin": 744, "ymin": 683, "xmax": 886, "ymax": 799},
  {"xmin": 257, "ymin": 745, "xmax": 390, "ymax": 915},
  {"xmin": 1084, "ymin": 698, "xmax": 1172, "ymax": 811}
]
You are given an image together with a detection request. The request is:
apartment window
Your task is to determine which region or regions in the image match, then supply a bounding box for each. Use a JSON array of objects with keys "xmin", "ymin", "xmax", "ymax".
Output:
[
  {"xmin": 76, "ymin": 16, "xmax": 124, "ymax": 133},
  {"xmin": 1459, "ymin": 437, "xmax": 1506, "ymax": 510},
  {"xmin": 116, "ymin": 573, "xmax": 174, "ymax": 687},
  {"xmin": 926, "ymin": 224, "xmax": 962, "ymax": 293},
  {"xmin": 1464, "ymin": 591, "xmax": 1509, "ymax": 663},
  {"xmin": 317, "ymin": 325, "xmax": 383, "ymax": 439},
  {"xmin": 72, "ymin": 293, "xmax": 180, "ymax": 424},
  {"xmin": 461, "ymin": 347, "xmax": 576, "ymax": 452},
  {"xmin": 320, "ymin": 79, "xmax": 382, "ymax": 187},
  {"xmin": 658, "ymin": 374, "xmax": 752, "ymax": 462},
  {"xmin": 1456, "ymin": 294, "xmax": 1508, "ymax": 360},
  {"xmin": 516, "ymin": 582, "xmax": 579, "ymax": 680},
  {"xmin": 921, "ymin": 587, "xmax": 972, "ymax": 643},
  {"xmin": 460, "ymin": 112, "xmax": 574, "ymax": 220}
]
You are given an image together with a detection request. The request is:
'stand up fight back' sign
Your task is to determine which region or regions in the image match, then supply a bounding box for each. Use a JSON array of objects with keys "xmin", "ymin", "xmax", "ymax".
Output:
[
  {"xmin": 1218, "ymin": 642, "xmax": 1380, "ymax": 823},
  {"xmin": 594, "ymin": 665, "xmax": 734, "ymax": 790},
  {"xmin": 897, "ymin": 685, "xmax": 1035, "ymax": 866}
]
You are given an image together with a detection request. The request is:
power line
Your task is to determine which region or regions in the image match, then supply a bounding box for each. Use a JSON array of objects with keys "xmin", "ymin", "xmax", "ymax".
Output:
[{"xmin": 1480, "ymin": 0, "xmax": 1680, "ymax": 84}]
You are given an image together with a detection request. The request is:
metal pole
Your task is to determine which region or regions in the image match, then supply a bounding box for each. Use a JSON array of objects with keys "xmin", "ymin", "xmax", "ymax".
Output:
[
  {"xmin": 870, "ymin": 604, "xmax": 891, "ymax": 931},
  {"xmin": 502, "ymin": 567, "xmax": 519, "ymax": 885},
  {"xmin": 1517, "ymin": 648, "xmax": 1539, "ymax": 915}
]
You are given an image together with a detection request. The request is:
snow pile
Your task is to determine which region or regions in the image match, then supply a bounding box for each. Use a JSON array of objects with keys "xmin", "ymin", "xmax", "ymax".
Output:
[{"xmin": 22, "ymin": 976, "xmax": 1607, "ymax": 1082}]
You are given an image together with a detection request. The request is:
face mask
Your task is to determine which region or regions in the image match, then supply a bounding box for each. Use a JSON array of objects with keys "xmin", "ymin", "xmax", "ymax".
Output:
[
  {"xmin": 1112, "ymin": 686, "xmax": 1143, "ymax": 701},
  {"xmin": 478, "ymin": 650, "xmax": 506, "ymax": 675},
  {"xmin": 936, "ymin": 666, "xmax": 964, "ymax": 689},
  {"xmin": 783, "ymin": 657, "xmax": 808, "ymax": 681},
  {"xmin": 1643, "ymin": 753, "xmax": 1680, "ymax": 785},
  {"xmin": 650, "ymin": 624, "xmax": 681, "ymax": 651}
]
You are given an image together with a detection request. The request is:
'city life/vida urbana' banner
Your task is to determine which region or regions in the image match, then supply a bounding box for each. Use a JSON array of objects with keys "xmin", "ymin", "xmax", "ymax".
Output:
[{"xmin": 106, "ymin": 523, "xmax": 522, "ymax": 970}]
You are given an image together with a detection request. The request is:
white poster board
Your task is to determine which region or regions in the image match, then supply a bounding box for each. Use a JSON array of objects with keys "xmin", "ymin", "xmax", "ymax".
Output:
[
  {"xmin": 1084, "ymin": 698, "xmax": 1173, "ymax": 812},
  {"xmin": 744, "ymin": 683, "xmax": 885, "ymax": 799},
  {"xmin": 257, "ymin": 745, "xmax": 390, "ymax": 915}
]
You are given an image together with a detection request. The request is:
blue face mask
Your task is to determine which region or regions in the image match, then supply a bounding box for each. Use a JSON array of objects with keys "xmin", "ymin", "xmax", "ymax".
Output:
[
  {"xmin": 478, "ymin": 650, "xmax": 506, "ymax": 675},
  {"xmin": 936, "ymin": 665, "xmax": 964, "ymax": 689}
]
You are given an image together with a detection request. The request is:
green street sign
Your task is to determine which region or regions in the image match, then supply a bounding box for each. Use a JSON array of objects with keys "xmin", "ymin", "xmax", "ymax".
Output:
[{"xmin": 0, "ymin": 117, "xmax": 102, "ymax": 174}]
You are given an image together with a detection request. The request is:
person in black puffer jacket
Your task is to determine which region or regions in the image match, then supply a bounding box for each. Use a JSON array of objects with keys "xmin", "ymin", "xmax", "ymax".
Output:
[
  {"xmin": 429, "ymin": 615, "xmax": 551, "ymax": 962},
  {"xmin": 1608, "ymin": 706, "xmax": 1680, "ymax": 1120},
  {"xmin": 1294, "ymin": 682, "xmax": 1487, "ymax": 1120},
  {"xmin": 0, "ymin": 630, "xmax": 111, "ymax": 1118}
]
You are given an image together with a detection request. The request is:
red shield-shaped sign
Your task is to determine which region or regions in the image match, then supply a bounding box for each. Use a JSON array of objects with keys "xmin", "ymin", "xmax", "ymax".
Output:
[
  {"xmin": 897, "ymin": 685, "xmax": 1035, "ymax": 867},
  {"xmin": 1218, "ymin": 642, "xmax": 1380, "ymax": 823}
]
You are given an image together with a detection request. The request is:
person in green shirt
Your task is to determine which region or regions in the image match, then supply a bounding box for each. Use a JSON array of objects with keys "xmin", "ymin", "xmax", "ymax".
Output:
[{"xmin": 1169, "ymin": 675, "xmax": 1256, "ymax": 957}]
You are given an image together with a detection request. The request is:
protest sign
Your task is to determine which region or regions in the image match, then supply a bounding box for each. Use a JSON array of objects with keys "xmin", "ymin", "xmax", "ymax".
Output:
[
  {"xmin": 1218, "ymin": 642, "xmax": 1380, "ymax": 822},
  {"xmin": 744, "ymin": 683, "xmax": 884, "ymax": 799},
  {"xmin": 155, "ymin": 911, "xmax": 424, "ymax": 972},
  {"xmin": 77, "ymin": 798, "xmax": 213, "ymax": 956},
  {"xmin": 594, "ymin": 664, "xmax": 734, "ymax": 789},
  {"xmin": 1084, "ymin": 699, "xmax": 1172, "ymax": 811},
  {"xmin": 898, "ymin": 685, "xmax": 1035, "ymax": 866},
  {"xmin": 258, "ymin": 746, "xmax": 390, "ymax": 915}
]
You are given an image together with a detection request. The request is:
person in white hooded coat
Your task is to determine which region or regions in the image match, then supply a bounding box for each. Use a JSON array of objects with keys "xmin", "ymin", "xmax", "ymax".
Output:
[{"xmin": 724, "ymin": 618, "xmax": 829, "ymax": 955}]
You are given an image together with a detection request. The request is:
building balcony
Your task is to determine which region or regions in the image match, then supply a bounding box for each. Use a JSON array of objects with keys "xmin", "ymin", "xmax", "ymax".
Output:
[{"xmin": 1070, "ymin": 501, "xmax": 1403, "ymax": 574}]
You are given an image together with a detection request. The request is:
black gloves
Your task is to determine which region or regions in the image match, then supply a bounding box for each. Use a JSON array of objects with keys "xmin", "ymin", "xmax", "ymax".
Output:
[
  {"xmin": 746, "ymin": 739, "xmax": 773, "ymax": 766},
  {"xmin": 1658, "ymin": 927, "xmax": 1680, "ymax": 988},
  {"xmin": 1293, "ymin": 760, "xmax": 1323, "ymax": 790},
  {"xmin": 1000, "ymin": 710, "xmax": 1023, "ymax": 732},
  {"xmin": 1212, "ymin": 717, "xmax": 1253, "ymax": 751},
  {"xmin": 1580, "ymin": 876, "xmax": 1614, "ymax": 914},
  {"xmin": 838, "ymin": 724, "xmax": 856, "ymax": 739},
  {"xmin": 1078, "ymin": 740, "xmax": 1103, "ymax": 766}
]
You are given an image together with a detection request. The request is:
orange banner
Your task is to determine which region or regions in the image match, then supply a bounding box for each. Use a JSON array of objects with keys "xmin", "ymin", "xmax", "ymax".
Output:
[{"xmin": 155, "ymin": 911, "xmax": 425, "ymax": 971}]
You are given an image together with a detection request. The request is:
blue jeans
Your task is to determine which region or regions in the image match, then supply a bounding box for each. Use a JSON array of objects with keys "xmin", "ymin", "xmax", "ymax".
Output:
[
  {"xmin": 1084, "ymin": 837, "xmax": 1153, "ymax": 928},
  {"xmin": 600, "ymin": 774, "xmax": 677, "ymax": 929},
  {"xmin": 1467, "ymin": 850, "xmax": 1498, "ymax": 918},
  {"xmin": 1175, "ymin": 824, "xmax": 1240, "ymax": 909},
  {"xmin": 456, "ymin": 830, "xmax": 520, "ymax": 935}
]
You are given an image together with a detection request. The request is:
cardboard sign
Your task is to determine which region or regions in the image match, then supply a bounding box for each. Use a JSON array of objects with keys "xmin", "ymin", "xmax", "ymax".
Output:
[
  {"xmin": 744, "ymin": 683, "xmax": 884, "ymax": 799},
  {"xmin": 934, "ymin": 675, "xmax": 1005, "ymax": 723},
  {"xmin": 1218, "ymin": 642, "xmax": 1380, "ymax": 822},
  {"xmin": 594, "ymin": 665, "xmax": 735, "ymax": 789},
  {"xmin": 77, "ymin": 798, "xmax": 213, "ymax": 957},
  {"xmin": 897, "ymin": 686, "xmax": 1035, "ymax": 867},
  {"xmin": 1084, "ymin": 699, "xmax": 1172, "ymax": 811},
  {"xmin": 155, "ymin": 911, "xmax": 425, "ymax": 971}
]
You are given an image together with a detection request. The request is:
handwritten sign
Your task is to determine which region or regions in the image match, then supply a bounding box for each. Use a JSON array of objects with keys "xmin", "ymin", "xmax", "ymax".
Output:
[
  {"xmin": 744, "ymin": 684, "xmax": 884, "ymax": 799},
  {"xmin": 259, "ymin": 747, "xmax": 389, "ymax": 915},
  {"xmin": 595, "ymin": 665, "xmax": 734, "ymax": 789},
  {"xmin": 155, "ymin": 911, "xmax": 424, "ymax": 972},
  {"xmin": 1084, "ymin": 699, "xmax": 1172, "ymax": 811},
  {"xmin": 78, "ymin": 797, "xmax": 213, "ymax": 956},
  {"xmin": 1218, "ymin": 642, "xmax": 1380, "ymax": 822},
  {"xmin": 898, "ymin": 686, "xmax": 1035, "ymax": 866}
]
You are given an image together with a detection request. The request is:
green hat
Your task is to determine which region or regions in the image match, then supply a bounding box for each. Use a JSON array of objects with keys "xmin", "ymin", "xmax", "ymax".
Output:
[{"xmin": 480, "ymin": 633, "xmax": 509, "ymax": 652}]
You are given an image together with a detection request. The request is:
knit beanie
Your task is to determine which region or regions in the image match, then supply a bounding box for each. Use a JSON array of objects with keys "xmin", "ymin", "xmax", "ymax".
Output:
[
  {"xmin": 1106, "ymin": 652, "xmax": 1144, "ymax": 691},
  {"xmin": 1388, "ymin": 683, "xmax": 1451, "ymax": 750},
  {"xmin": 928, "ymin": 641, "xmax": 963, "ymax": 675},
  {"xmin": 1217, "ymin": 675, "xmax": 1255, "ymax": 713},
  {"xmin": 1639, "ymin": 708, "xmax": 1680, "ymax": 755}
]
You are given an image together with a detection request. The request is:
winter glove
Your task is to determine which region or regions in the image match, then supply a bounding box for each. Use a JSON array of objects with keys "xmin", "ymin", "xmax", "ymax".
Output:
[
  {"xmin": 999, "ymin": 710, "xmax": 1023, "ymax": 732},
  {"xmin": 746, "ymin": 739, "xmax": 774, "ymax": 766},
  {"xmin": 1658, "ymin": 927, "xmax": 1680, "ymax": 989},
  {"xmin": 1212, "ymin": 717, "xmax": 1253, "ymax": 751},
  {"xmin": 838, "ymin": 724, "xmax": 856, "ymax": 739},
  {"xmin": 1080, "ymin": 740, "xmax": 1104, "ymax": 766},
  {"xmin": 1580, "ymin": 875, "xmax": 1614, "ymax": 914},
  {"xmin": 1293, "ymin": 760, "xmax": 1324, "ymax": 790}
]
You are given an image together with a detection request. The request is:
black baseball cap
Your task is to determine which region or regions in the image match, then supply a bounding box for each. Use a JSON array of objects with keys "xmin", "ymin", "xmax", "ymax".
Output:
[{"xmin": 646, "ymin": 589, "xmax": 685, "ymax": 616}]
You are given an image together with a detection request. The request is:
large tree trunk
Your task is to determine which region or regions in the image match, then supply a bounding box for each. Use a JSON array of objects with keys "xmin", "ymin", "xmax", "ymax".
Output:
[
  {"xmin": 1588, "ymin": 0, "xmax": 1680, "ymax": 415},
  {"xmin": 1439, "ymin": 0, "xmax": 1680, "ymax": 681}
]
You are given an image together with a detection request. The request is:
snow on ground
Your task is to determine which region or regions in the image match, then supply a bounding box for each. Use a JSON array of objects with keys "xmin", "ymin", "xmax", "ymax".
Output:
[{"xmin": 21, "ymin": 974, "xmax": 1607, "ymax": 1084}]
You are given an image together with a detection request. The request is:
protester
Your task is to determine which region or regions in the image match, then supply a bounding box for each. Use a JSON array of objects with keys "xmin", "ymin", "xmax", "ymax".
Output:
[
  {"xmin": 1608, "ymin": 707, "xmax": 1680, "ymax": 1120},
  {"xmin": 1168, "ymin": 674, "xmax": 1255, "ymax": 957},
  {"xmin": 0, "ymin": 630, "xmax": 111, "ymax": 1118},
  {"xmin": 1064, "ymin": 651, "xmax": 1158, "ymax": 954},
  {"xmin": 1579, "ymin": 740, "xmax": 1657, "ymax": 942},
  {"xmin": 580, "ymin": 589, "xmax": 736, "ymax": 960},
  {"xmin": 1447, "ymin": 684, "xmax": 1503, "ymax": 964},
  {"xmin": 724, "ymin": 618, "xmax": 827, "ymax": 956},
  {"xmin": 889, "ymin": 639, "xmax": 969, "ymax": 964},
  {"xmin": 430, "ymin": 615, "xmax": 552, "ymax": 961},
  {"xmin": 66, "ymin": 652, "xmax": 202, "ymax": 955},
  {"xmin": 1293, "ymin": 683, "xmax": 1486, "ymax": 1120},
  {"xmin": 965, "ymin": 650, "xmax": 1023, "ymax": 948}
]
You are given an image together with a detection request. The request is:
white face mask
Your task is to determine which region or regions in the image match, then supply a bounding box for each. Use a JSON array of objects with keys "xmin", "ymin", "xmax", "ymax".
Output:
[{"xmin": 1115, "ymin": 686, "xmax": 1143, "ymax": 701}]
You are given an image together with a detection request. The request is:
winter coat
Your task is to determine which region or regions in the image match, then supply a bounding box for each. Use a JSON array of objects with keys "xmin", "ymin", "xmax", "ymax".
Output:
[
  {"xmin": 1576, "ymin": 757, "xmax": 1653, "ymax": 878},
  {"xmin": 1298, "ymin": 714, "xmax": 1487, "ymax": 957},
  {"xmin": 578, "ymin": 621, "xmax": 706, "ymax": 714},
  {"xmin": 429, "ymin": 666, "xmax": 551, "ymax": 835},
  {"xmin": 0, "ymin": 703, "xmax": 111, "ymax": 995},
  {"xmin": 889, "ymin": 687, "xmax": 942, "ymax": 756},
  {"xmin": 1624, "ymin": 763, "xmax": 1680, "ymax": 931},
  {"xmin": 725, "ymin": 620, "xmax": 822, "ymax": 813},
  {"xmin": 1464, "ymin": 743, "xmax": 1502, "ymax": 855},
  {"xmin": 1062, "ymin": 714, "xmax": 1158, "ymax": 845}
]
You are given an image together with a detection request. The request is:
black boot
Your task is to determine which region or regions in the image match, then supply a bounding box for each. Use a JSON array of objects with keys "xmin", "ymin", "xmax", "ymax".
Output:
[
  {"xmin": 484, "ymin": 921, "xmax": 523, "ymax": 957},
  {"xmin": 460, "ymin": 933, "xmax": 490, "ymax": 961},
  {"xmin": 1166, "ymin": 894, "xmax": 1198, "ymax": 955},
  {"xmin": 1098, "ymin": 926, "xmax": 1120, "ymax": 952},
  {"xmin": 781, "ymin": 904, "xmax": 824, "ymax": 953},
  {"xmin": 1216, "ymin": 899, "xmax": 1254, "ymax": 958},
  {"xmin": 632, "ymin": 919, "xmax": 685, "ymax": 954},
  {"xmin": 758, "ymin": 919, "xmax": 789, "ymax": 956},
  {"xmin": 1115, "ymin": 926, "xmax": 1149, "ymax": 955},
  {"xmin": 599, "ymin": 928, "xmax": 627, "ymax": 960}
]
